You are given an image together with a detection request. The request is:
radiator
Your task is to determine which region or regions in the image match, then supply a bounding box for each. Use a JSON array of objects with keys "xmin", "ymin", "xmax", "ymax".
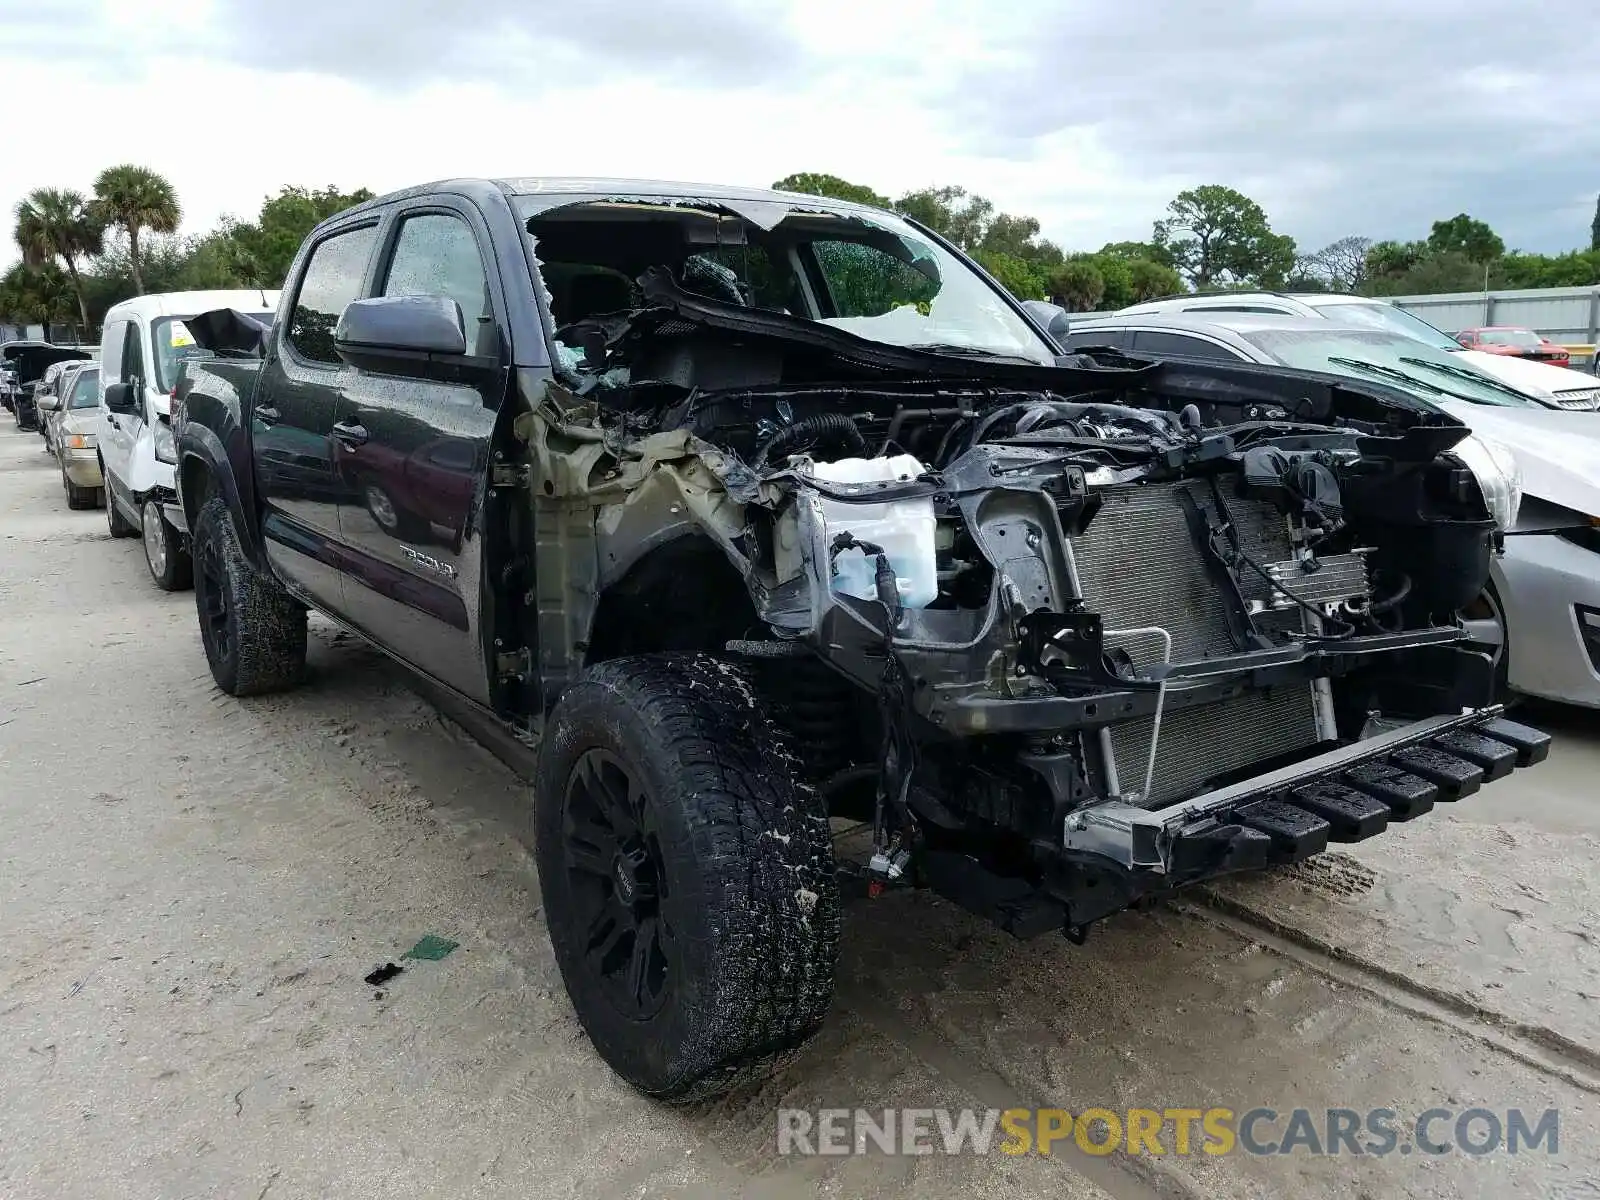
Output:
[{"xmin": 1070, "ymin": 479, "xmax": 1321, "ymax": 806}]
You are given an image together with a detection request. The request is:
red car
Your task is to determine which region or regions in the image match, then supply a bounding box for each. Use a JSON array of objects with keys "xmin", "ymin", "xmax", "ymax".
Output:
[{"xmin": 1455, "ymin": 326, "xmax": 1571, "ymax": 367}]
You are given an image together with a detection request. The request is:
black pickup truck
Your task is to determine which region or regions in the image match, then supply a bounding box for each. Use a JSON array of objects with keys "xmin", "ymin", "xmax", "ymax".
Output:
[{"xmin": 173, "ymin": 177, "xmax": 1549, "ymax": 1101}]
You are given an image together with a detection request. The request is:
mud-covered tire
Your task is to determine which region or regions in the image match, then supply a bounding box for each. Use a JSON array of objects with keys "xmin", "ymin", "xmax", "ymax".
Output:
[
  {"xmin": 191, "ymin": 495, "xmax": 306, "ymax": 696},
  {"xmin": 534, "ymin": 653, "xmax": 840, "ymax": 1102}
]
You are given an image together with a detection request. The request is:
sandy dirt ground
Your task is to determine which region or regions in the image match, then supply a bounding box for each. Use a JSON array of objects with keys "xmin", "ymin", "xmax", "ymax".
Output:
[{"xmin": 1, "ymin": 421, "xmax": 1597, "ymax": 1199}]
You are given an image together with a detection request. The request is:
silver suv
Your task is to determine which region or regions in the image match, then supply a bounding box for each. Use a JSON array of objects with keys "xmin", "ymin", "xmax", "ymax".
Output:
[{"xmin": 1115, "ymin": 291, "xmax": 1600, "ymax": 410}]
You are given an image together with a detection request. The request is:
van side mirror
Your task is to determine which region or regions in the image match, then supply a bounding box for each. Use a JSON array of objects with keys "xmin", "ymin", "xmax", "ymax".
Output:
[
  {"xmin": 37, "ymin": 393, "xmax": 61, "ymax": 412},
  {"xmin": 104, "ymin": 382, "xmax": 139, "ymax": 414}
]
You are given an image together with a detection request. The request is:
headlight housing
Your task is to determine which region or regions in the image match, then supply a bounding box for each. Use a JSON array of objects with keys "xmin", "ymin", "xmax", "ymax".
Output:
[
  {"xmin": 64, "ymin": 432, "xmax": 96, "ymax": 450},
  {"xmin": 1451, "ymin": 433, "xmax": 1522, "ymax": 530},
  {"xmin": 153, "ymin": 417, "xmax": 177, "ymax": 464}
]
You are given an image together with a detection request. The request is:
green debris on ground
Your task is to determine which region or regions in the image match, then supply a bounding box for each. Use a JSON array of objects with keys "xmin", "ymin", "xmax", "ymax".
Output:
[{"xmin": 402, "ymin": 934, "xmax": 460, "ymax": 962}]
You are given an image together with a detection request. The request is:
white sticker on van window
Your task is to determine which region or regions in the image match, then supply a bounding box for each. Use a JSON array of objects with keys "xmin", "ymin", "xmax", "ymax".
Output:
[{"xmin": 170, "ymin": 322, "xmax": 195, "ymax": 348}]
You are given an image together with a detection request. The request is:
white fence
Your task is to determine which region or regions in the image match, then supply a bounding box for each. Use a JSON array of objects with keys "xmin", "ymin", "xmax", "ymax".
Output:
[{"xmin": 1389, "ymin": 285, "xmax": 1600, "ymax": 348}]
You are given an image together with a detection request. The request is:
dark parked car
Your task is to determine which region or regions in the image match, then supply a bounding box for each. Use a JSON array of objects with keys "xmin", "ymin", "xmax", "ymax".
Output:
[
  {"xmin": 3, "ymin": 341, "xmax": 92, "ymax": 430},
  {"xmin": 172, "ymin": 177, "xmax": 1548, "ymax": 1102}
]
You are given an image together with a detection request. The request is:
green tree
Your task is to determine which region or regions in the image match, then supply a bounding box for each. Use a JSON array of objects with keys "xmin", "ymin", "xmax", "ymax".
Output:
[
  {"xmin": 1125, "ymin": 257, "xmax": 1184, "ymax": 302},
  {"xmin": 894, "ymin": 185, "xmax": 993, "ymax": 251},
  {"xmin": 1367, "ymin": 250, "xmax": 1487, "ymax": 297},
  {"xmin": 13, "ymin": 187, "xmax": 105, "ymax": 331},
  {"xmin": 90, "ymin": 164, "xmax": 181, "ymax": 295},
  {"xmin": 218, "ymin": 185, "xmax": 375, "ymax": 287},
  {"xmin": 1494, "ymin": 249, "xmax": 1600, "ymax": 290},
  {"xmin": 1426, "ymin": 213, "xmax": 1504, "ymax": 264},
  {"xmin": 974, "ymin": 250, "xmax": 1046, "ymax": 300},
  {"xmin": 1152, "ymin": 185, "xmax": 1296, "ymax": 289},
  {"xmin": 770, "ymin": 173, "xmax": 891, "ymax": 208},
  {"xmin": 1099, "ymin": 240, "xmax": 1174, "ymax": 269},
  {"xmin": 1049, "ymin": 259, "xmax": 1106, "ymax": 311},
  {"xmin": 0, "ymin": 261, "xmax": 78, "ymax": 328},
  {"xmin": 1363, "ymin": 239, "xmax": 1427, "ymax": 287},
  {"xmin": 1591, "ymin": 194, "xmax": 1599, "ymax": 253}
]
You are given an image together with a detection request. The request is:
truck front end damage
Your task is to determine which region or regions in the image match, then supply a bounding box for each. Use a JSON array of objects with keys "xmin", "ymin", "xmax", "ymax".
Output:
[
  {"xmin": 516, "ymin": 193, "xmax": 1550, "ymax": 944},
  {"xmin": 737, "ymin": 397, "xmax": 1547, "ymax": 935}
]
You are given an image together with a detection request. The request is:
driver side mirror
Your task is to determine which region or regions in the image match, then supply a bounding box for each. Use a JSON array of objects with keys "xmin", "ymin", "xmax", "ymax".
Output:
[
  {"xmin": 335, "ymin": 295, "xmax": 472, "ymax": 377},
  {"xmin": 1021, "ymin": 299, "xmax": 1071, "ymax": 343},
  {"xmin": 103, "ymin": 382, "xmax": 139, "ymax": 414}
]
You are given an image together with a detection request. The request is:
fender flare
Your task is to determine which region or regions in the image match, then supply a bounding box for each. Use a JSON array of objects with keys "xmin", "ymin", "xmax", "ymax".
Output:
[{"xmin": 176, "ymin": 424, "xmax": 267, "ymax": 571}]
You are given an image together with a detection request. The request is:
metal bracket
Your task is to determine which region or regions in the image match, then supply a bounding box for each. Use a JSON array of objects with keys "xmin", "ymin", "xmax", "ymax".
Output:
[
  {"xmin": 496, "ymin": 646, "xmax": 532, "ymax": 682},
  {"xmin": 491, "ymin": 460, "xmax": 529, "ymax": 489}
]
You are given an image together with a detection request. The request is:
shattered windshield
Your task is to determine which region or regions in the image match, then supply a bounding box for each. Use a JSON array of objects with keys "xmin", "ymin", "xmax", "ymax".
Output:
[{"xmin": 515, "ymin": 196, "xmax": 1056, "ymax": 366}]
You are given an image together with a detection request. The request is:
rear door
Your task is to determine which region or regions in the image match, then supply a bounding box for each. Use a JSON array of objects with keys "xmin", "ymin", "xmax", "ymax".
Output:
[
  {"xmin": 333, "ymin": 203, "xmax": 505, "ymax": 703},
  {"xmin": 254, "ymin": 220, "xmax": 382, "ymax": 610}
]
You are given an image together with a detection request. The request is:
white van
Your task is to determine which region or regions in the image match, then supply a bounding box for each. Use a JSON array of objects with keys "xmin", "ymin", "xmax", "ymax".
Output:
[{"xmin": 100, "ymin": 289, "xmax": 279, "ymax": 588}]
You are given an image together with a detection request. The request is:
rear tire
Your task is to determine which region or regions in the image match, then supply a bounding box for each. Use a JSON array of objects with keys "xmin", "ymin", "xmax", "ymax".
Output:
[
  {"xmin": 191, "ymin": 495, "xmax": 306, "ymax": 696},
  {"xmin": 534, "ymin": 653, "xmax": 840, "ymax": 1102},
  {"xmin": 142, "ymin": 499, "xmax": 193, "ymax": 592}
]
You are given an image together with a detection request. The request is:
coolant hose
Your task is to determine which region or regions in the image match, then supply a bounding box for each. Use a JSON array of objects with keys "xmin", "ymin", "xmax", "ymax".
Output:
[
  {"xmin": 755, "ymin": 412, "xmax": 867, "ymax": 470},
  {"xmin": 1367, "ymin": 571, "xmax": 1412, "ymax": 616}
]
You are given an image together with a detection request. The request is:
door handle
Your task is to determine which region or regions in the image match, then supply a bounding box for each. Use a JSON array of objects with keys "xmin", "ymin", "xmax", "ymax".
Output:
[
  {"xmin": 331, "ymin": 419, "xmax": 369, "ymax": 449},
  {"xmin": 255, "ymin": 404, "xmax": 281, "ymax": 425}
]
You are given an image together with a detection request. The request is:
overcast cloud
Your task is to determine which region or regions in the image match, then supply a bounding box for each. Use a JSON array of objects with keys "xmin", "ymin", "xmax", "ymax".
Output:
[{"xmin": 2, "ymin": 0, "xmax": 1597, "ymax": 272}]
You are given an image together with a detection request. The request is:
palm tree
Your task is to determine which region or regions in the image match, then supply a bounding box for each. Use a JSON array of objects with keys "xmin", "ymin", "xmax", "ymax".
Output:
[
  {"xmin": 14, "ymin": 188, "xmax": 104, "ymax": 330},
  {"xmin": 92, "ymin": 165, "xmax": 181, "ymax": 295}
]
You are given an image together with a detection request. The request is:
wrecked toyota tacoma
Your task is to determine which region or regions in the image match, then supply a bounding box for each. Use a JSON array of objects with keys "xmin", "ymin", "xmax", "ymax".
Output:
[{"xmin": 172, "ymin": 178, "xmax": 1550, "ymax": 1101}]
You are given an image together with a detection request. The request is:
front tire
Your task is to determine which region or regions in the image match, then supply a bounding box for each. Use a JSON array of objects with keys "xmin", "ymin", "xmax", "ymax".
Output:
[
  {"xmin": 1461, "ymin": 578, "xmax": 1511, "ymax": 703},
  {"xmin": 142, "ymin": 499, "xmax": 193, "ymax": 591},
  {"xmin": 64, "ymin": 471, "xmax": 98, "ymax": 510},
  {"xmin": 192, "ymin": 496, "xmax": 307, "ymax": 696},
  {"xmin": 104, "ymin": 471, "xmax": 136, "ymax": 538},
  {"xmin": 535, "ymin": 653, "xmax": 840, "ymax": 1102}
]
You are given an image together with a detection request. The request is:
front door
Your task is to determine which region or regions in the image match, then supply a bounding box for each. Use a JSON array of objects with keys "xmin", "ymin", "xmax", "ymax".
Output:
[
  {"xmin": 98, "ymin": 319, "xmax": 141, "ymax": 518},
  {"xmin": 333, "ymin": 206, "xmax": 504, "ymax": 703},
  {"xmin": 254, "ymin": 221, "xmax": 381, "ymax": 611}
]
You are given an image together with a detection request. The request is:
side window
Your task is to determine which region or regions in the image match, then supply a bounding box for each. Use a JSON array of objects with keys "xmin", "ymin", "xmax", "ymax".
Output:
[
  {"xmin": 1131, "ymin": 330, "xmax": 1240, "ymax": 361},
  {"xmin": 70, "ymin": 369, "xmax": 101, "ymax": 408},
  {"xmin": 101, "ymin": 321, "xmax": 129, "ymax": 389},
  {"xmin": 381, "ymin": 213, "xmax": 492, "ymax": 353},
  {"xmin": 289, "ymin": 224, "xmax": 380, "ymax": 365},
  {"xmin": 121, "ymin": 321, "xmax": 148, "ymax": 386},
  {"xmin": 1062, "ymin": 328, "xmax": 1128, "ymax": 351},
  {"xmin": 810, "ymin": 240, "xmax": 938, "ymax": 319}
]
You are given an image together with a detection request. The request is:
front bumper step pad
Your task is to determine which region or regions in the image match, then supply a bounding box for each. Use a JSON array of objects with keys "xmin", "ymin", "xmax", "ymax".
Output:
[
  {"xmin": 1173, "ymin": 710, "xmax": 1551, "ymax": 871},
  {"xmin": 1342, "ymin": 762, "xmax": 1437, "ymax": 821},
  {"xmin": 1288, "ymin": 781, "xmax": 1391, "ymax": 842}
]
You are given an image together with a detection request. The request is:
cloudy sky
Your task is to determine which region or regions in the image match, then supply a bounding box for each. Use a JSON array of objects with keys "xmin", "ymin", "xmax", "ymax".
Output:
[{"xmin": 3, "ymin": 0, "xmax": 1597, "ymax": 270}]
